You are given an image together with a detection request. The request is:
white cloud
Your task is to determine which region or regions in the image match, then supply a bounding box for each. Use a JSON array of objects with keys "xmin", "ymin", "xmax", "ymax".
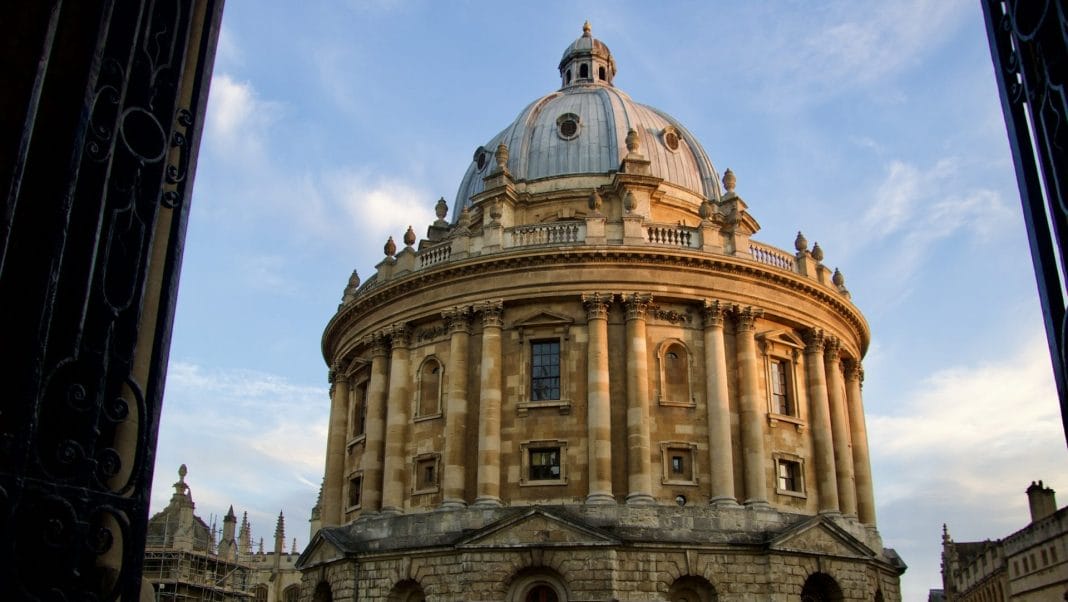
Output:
[{"xmin": 204, "ymin": 74, "xmax": 281, "ymax": 165}]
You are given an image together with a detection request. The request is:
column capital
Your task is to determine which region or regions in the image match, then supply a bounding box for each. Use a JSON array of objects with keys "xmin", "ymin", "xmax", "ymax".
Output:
[
  {"xmin": 802, "ymin": 328, "xmax": 825, "ymax": 353},
  {"xmin": 823, "ymin": 336, "xmax": 841, "ymax": 361},
  {"xmin": 476, "ymin": 299, "xmax": 504, "ymax": 328},
  {"xmin": 732, "ymin": 305, "xmax": 763, "ymax": 332},
  {"xmin": 843, "ymin": 358, "xmax": 864, "ymax": 383},
  {"xmin": 702, "ymin": 299, "xmax": 728, "ymax": 328},
  {"xmin": 368, "ymin": 331, "xmax": 390, "ymax": 357},
  {"xmin": 582, "ymin": 292, "xmax": 614, "ymax": 320},
  {"xmin": 442, "ymin": 305, "xmax": 473, "ymax": 334},
  {"xmin": 388, "ymin": 323, "xmax": 411, "ymax": 349},
  {"xmin": 622, "ymin": 292, "xmax": 654, "ymax": 321}
]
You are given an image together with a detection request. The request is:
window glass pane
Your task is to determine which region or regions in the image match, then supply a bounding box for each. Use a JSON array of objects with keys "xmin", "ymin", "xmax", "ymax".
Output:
[{"xmin": 531, "ymin": 341, "xmax": 561, "ymax": 400}]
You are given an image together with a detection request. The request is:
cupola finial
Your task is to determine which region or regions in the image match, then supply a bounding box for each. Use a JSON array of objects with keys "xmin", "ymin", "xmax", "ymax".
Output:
[{"xmin": 582, "ymin": 20, "xmax": 592, "ymax": 36}]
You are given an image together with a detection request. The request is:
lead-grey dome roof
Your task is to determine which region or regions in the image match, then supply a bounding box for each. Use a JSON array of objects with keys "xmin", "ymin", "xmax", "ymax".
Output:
[{"xmin": 453, "ymin": 24, "xmax": 721, "ymax": 217}]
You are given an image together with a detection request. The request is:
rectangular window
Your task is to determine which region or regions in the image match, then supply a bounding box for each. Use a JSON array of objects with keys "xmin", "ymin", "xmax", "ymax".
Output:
[
  {"xmin": 671, "ymin": 455, "xmax": 684, "ymax": 474},
  {"xmin": 777, "ymin": 459, "xmax": 801, "ymax": 493},
  {"xmin": 529, "ymin": 447, "xmax": 561, "ymax": 481},
  {"xmin": 412, "ymin": 454, "xmax": 440, "ymax": 494},
  {"xmin": 347, "ymin": 476, "xmax": 362, "ymax": 508},
  {"xmin": 1042, "ymin": 549, "xmax": 1049, "ymax": 566},
  {"xmin": 1051, "ymin": 546, "xmax": 1058, "ymax": 563},
  {"xmin": 770, "ymin": 358, "xmax": 792, "ymax": 415},
  {"xmin": 531, "ymin": 340, "xmax": 561, "ymax": 400}
]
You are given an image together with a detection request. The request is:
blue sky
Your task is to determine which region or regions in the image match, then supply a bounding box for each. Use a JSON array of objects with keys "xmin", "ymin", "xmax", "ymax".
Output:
[{"xmin": 151, "ymin": 1, "xmax": 1068, "ymax": 597}]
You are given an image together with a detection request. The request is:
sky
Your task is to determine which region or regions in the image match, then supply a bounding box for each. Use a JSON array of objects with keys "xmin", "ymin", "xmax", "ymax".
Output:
[{"xmin": 150, "ymin": 1, "xmax": 1068, "ymax": 598}]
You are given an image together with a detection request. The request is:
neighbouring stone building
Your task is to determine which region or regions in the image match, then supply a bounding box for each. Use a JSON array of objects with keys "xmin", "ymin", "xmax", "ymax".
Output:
[
  {"xmin": 940, "ymin": 481, "xmax": 1068, "ymax": 601},
  {"xmin": 299, "ymin": 23, "xmax": 905, "ymax": 601},
  {"xmin": 143, "ymin": 465, "xmax": 304, "ymax": 601}
]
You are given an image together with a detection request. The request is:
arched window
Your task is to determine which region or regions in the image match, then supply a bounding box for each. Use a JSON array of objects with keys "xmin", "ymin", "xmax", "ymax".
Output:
[
  {"xmin": 657, "ymin": 340, "xmax": 692, "ymax": 406},
  {"xmin": 313, "ymin": 581, "xmax": 332, "ymax": 602},
  {"xmin": 669, "ymin": 575, "xmax": 718, "ymax": 602},
  {"xmin": 579, "ymin": 63, "xmax": 589, "ymax": 79},
  {"xmin": 526, "ymin": 585, "xmax": 558, "ymax": 602},
  {"xmin": 283, "ymin": 585, "xmax": 300, "ymax": 602},
  {"xmin": 598, "ymin": 66, "xmax": 606, "ymax": 80},
  {"xmin": 388, "ymin": 580, "xmax": 426, "ymax": 602},
  {"xmin": 507, "ymin": 571, "xmax": 568, "ymax": 602},
  {"xmin": 252, "ymin": 585, "xmax": 269, "ymax": 602},
  {"xmin": 565, "ymin": 69, "xmax": 571, "ymax": 84},
  {"xmin": 417, "ymin": 358, "xmax": 442, "ymax": 418}
]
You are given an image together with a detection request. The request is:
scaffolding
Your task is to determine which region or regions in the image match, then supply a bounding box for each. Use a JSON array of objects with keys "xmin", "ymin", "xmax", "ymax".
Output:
[{"xmin": 143, "ymin": 547, "xmax": 253, "ymax": 601}]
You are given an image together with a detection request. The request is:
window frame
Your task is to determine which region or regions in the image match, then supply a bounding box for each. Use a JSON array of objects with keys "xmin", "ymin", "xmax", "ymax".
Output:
[
  {"xmin": 514, "ymin": 311, "xmax": 573, "ymax": 415},
  {"xmin": 519, "ymin": 440, "xmax": 569, "ymax": 486},
  {"xmin": 660, "ymin": 441, "xmax": 699, "ymax": 486},
  {"xmin": 758, "ymin": 331, "xmax": 805, "ymax": 431},
  {"xmin": 411, "ymin": 452, "xmax": 441, "ymax": 495},
  {"xmin": 773, "ymin": 452, "xmax": 806, "ymax": 498},
  {"xmin": 414, "ymin": 356, "xmax": 444, "ymax": 422},
  {"xmin": 656, "ymin": 338, "xmax": 695, "ymax": 407},
  {"xmin": 346, "ymin": 471, "xmax": 363, "ymax": 511}
]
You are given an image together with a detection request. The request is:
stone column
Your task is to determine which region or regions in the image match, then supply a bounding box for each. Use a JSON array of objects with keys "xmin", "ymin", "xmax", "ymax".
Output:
[
  {"xmin": 803, "ymin": 328, "xmax": 839, "ymax": 514},
  {"xmin": 441, "ymin": 306, "xmax": 472, "ymax": 509},
  {"xmin": 825, "ymin": 337, "xmax": 857, "ymax": 516},
  {"xmin": 583, "ymin": 293, "xmax": 615, "ymax": 504},
  {"xmin": 734, "ymin": 306, "xmax": 768, "ymax": 506},
  {"xmin": 702, "ymin": 300, "xmax": 736, "ymax": 505},
  {"xmin": 380, "ymin": 324, "xmax": 411, "ymax": 514},
  {"xmin": 321, "ymin": 363, "xmax": 349, "ymax": 526},
  {"xmin": 623, "ymin": 293, "xmax": 655, "ymax": 505},
  {"xmin": 474, "ymin": 301, "xmax": 504, "ymax": 507},
  {"xmin": 361, "ymin": 333, "xmax": 390, "ymax": 512},
  {"xmin": 845, "ymin": 359, "xmax": 877, "ymax": 525}
]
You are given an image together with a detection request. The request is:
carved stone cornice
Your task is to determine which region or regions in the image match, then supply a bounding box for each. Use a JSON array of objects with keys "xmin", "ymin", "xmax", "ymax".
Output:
[
  {"xmin": 824, "ymin": 336, "xmax": 841, "ymax": 361},
  {"xmin": 732, "ymin": 306, "xmax": 762, "ymax": 332},
  {"xmin": 442, "ymin": 305, "xmax": 473, "ymax": 334},
  {"xmin": 477, "ymin": 300, "xmax": 504, "ymax": 328},
  {"xmin": 622, "ymin": 293, "xmax": 654, "ymax": 321},
  {"xmin": 802, "ymin": 328, "xmax": 825, "ymax": 354},
  {"xmin": 581, "ymin": 292, "xmax": 613, "ymax": 321},
  {"xmin": 702, "ymin": 299, "xmax": 727, "ymax": 328},
  {"xmin": 388, "ymin": 323, "xmax": 411, "ymax": 349}
]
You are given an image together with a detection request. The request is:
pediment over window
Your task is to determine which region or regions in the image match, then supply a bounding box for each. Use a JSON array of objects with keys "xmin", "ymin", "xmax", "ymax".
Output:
[
  {"xmin": 757, "ymin": 329, "xmax": 804, "ymax": 350},
  {"xmin": 511, "ymin": 310, "xmax": 574, "ymax": 339},
  {"xmin": 768, "ymin": 516, "xmax": 877, "ymax": 560},
  {"xmin": 457, "ymin": 508, "xmax": 620, "ymax": 548}
]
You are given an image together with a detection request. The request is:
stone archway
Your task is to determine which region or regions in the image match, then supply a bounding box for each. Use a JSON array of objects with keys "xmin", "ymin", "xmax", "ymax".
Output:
[
  {"xmin": 387, "ymin": 579, "xmax": 426, "ymax": 602},
  {"xmin": 668, "ymin": 575, "xmax": 718, "ymax": 602},
  {"xmin": 312, "ymin": 581, "xmax": 333, "ymax": 602},
  {"xmin": 507, "ymin": 568, "xmax": 569, "ymax": 602},
  {"xmin": 800, "ymin": 572, "xmax": 843, "ymax": 602}
]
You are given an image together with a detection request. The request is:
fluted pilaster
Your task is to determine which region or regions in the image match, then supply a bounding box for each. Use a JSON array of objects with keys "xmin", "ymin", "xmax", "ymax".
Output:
[
  {"xmin": 623, "ymin": 293, "xmax": 655, "ymax": 505},
  {"xmin": 583, "ymin": 292, "xmax": 615, "ymax": 504},
  {"xmin": 803, "ymin": 328, "xmax": 839, "ymax": 514},
  {"xmin": 734, "ymin": 306, "xmax": 768, "ymax": 506},
  {"xmin": 845, "ymin": 359, "xmax": 877, "ymax": 525},
  {"xmin": 441, "ymin": 307, "xmax": 472, "ymax": 509},
  {"xmin": 474, "ymin": 301, "xmax": 504, "ymax": 506},
  {"xmin": 702, "ymin": 300, "xmax": 737, "ymax": 505},
  {"xmin": 381, "ymin": 325, "xmax": 411, "ymax": 514},
  {"xmin": 825, "ymin": 337, "xmax": 856, "ymax": 516}
]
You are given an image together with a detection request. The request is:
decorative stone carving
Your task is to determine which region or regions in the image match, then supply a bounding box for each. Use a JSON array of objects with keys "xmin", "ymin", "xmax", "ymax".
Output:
[
  {"xmin": 832, "ymin": 268, "xmax": 845, "ymax": 287},
  {"xmin": 416, "ymin": 323, "xmax": 448, "ymax": 342},
  {"xmin": 723, "ymin": 168, "xmax": 736, "ymax": 193},
  {"xmin": 698, "ymin": 201, "xmax": 712, "ymax": 220},
  {"xmin": 625, "ymin": 127, "xmax": 639, "ymax": 153},
  {"xmin": 488, "ymin": 201, "xmax": 503, "ymax": 224},
  {"xmin": 844, "ymin": 358, "xmax": 864, "ymax": 382},
  {"xmin": 477, "ymin": 300, "xmax": 504, "ymax": 327},
  {"xmin": 795, "ymin": 231, "xmax": 808, "ymax": 252},
  {"xmin": 494, "ymin": 143, "xmax": 509, "ymax": 173},
  {"xmin": 388, "ymin": 323, "xmax": 411, "ymax": 348},
  {"xmin": 370, "ymin": 331, "xmax": 390, "ymax": 357},
  {"xmin": 623, "ymin": 191, "xmax": 637, "ymax": 213},
  {"xmin": 384, "ymin": 236, "xmax": 397, "ymax": 258},
  {"xmin": 434, "ymin": 197, "xmax": 449, "ymax": 224},
  {"xmin": 581, "ymin": 292, "xmax": 613, "ymax": 320},
  {"xmin": 732, "ymin": 305, "xmax": 762, "ymax": 331},
  {"xmin": 588, "ymin": 190, "xmax": 603, "ymax": 213},
  {"xmin": 651, "ymin": 308, "xmax": 691, "ymax": 324},
  {"xmin": 802, "ymin": 328, "xmax": 826, "ymax": 353},
  {"xmin": 442, "ymin": 306, "xmax": 472, "ymax": 333},
  {"xmin": 702, "ymin": 299, "xmax": 727, "ymax": 327},
  {"xmin": 622, "ymin": 293, "xmax": 654, "ymax": 320},
  {"xmin": 403, "ymin": 225, "xmax": 416, "ymax": 248},
  {"xmin": 824, "ymin": 335, "xmax": 841, "ymax": 360},
  {"xmin": 341, "ymin": 270, "xmax": 360, "ymax": 304},
  {"xmin": 811, "ymin": 241, "xmax": 824, "ymax": 262}
]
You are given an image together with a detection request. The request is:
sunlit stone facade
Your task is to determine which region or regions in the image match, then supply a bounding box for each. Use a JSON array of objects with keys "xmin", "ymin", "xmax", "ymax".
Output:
[{"xmin": 298, "ymin": 23, "xmax": 905, "ymax": 602}]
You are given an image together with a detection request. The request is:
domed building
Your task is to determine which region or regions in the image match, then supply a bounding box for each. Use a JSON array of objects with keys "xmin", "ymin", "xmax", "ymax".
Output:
[{"xmin": 298, "ymin": 23, "xmax": 905, "ymax": 602}]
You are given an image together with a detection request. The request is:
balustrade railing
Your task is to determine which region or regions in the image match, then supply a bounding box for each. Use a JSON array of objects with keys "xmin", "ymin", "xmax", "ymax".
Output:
[
  {"xmin": 508, "ymin": 221, "xmax": 584, "ymax": 247},
  {"xmin": 419, "ymin": 243, "xmax": 452, "ymax": 267},
  {"xmin": 646, "ymin": 224, "xmax": 698, "ymax": 248},
  {"xmin": 748, "ymin": 241, "xmax": 795, "ymax": 271}
]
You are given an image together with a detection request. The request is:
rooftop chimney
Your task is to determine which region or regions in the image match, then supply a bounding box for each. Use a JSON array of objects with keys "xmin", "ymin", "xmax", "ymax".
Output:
[{"xmin": 1027, "ymin": 480, "xmax": 1057, "ymax": 522}]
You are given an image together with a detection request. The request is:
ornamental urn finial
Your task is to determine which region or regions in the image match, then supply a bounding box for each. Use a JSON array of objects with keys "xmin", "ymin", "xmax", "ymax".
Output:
[
  {"xmin": 495, "ymin": 143, "xmax": 509, "ymax": 172},
  {"xmin": 582, "ymin": 20, "xmax": 592, "ymax": 36},
  {"xmin": 588, "ymin": 190, "xmax": 603, "ymax": 212},
  {"xmin": 403, "ymin": 225, "xmax": 416, "ymax": 247},
  {"xmin": 811, "ymin": 241, "xmax": 824, "ymax": 262},
  {"xmin": 434, "ymin": 197, "xmax": 448, "ymax": 222},
  {"xmin": 623, "ymin": 190, "xmax": 637, "ymax": 213},
  {"xmin": 384, "ymin": 236, "xmax": 397, "ymax": 258},
  {"xmin": 723, "ymin": 168, "xmax": 736, "ymax": 193},
  {"xmin": 832, "ymin": 267, "xmax": 845, "ymax": 287},
  {"xmin": 794, "ymin": 231, "xmax": 807, "ymax": 252},
  {"xmin": 625, "ymin": 128, "xmax": 640, "ymax": 153},
  {"xmin": 698, "ymin": 200, "xmax": 712, "ymax": 220}
]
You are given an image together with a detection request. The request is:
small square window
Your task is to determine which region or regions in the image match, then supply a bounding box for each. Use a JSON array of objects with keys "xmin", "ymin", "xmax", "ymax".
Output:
[
  {"xmin": 773, "ymin": 454, "xmax": 805, "ymax": 498},
  {"xmin": 660, "ymin": 442, "xmax": 697, "ymax": 485},
  {"xmin": 412, "ymin": 454, "xmax": 440, "ymax": 494},
  {"xmin": 520, "ymin": 440, "xmax": 568, "ymax": 485}
]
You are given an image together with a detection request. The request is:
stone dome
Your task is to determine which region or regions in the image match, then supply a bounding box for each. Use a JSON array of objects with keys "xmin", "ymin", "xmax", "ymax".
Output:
[{"xmin": 453, "ymin": 23, "xmax": 721, "ymax": 218}]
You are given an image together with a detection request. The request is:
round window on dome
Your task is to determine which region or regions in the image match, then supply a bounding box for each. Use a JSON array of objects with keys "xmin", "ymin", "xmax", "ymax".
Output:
[
  {"xmin": 662, "ymin": 128, "xmax": 680, "ymax": 152},
  {"xmin": 556, "ymin": 113, "xmax": 581, "ymax": 141},
  {"xmin": 473, "ymin": 147, "xmax": 488, "ymax": 171}
]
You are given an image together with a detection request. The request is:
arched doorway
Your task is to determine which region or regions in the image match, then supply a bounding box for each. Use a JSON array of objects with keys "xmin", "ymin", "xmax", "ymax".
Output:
[
  {"xmin": 387, "ymin": 579, "xmax": 426, "ymax": 602},
  {"xmin": 669, "ymin": 575, "xmax": 718, "ymax": 602},
  {"xmin": 800, "ymin": 572, "xmax": 843, "ymax": 602},
  {"xmin": 507, "ymin": 569, "xmax": 568, "ymax": 602},
  {"xmin": 313, "ymin": 581, "xmax": 333, "ymax": 602},
  {"xmin": 525, "ymin": 584, "xmax": 558, "ymax": 602}
]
